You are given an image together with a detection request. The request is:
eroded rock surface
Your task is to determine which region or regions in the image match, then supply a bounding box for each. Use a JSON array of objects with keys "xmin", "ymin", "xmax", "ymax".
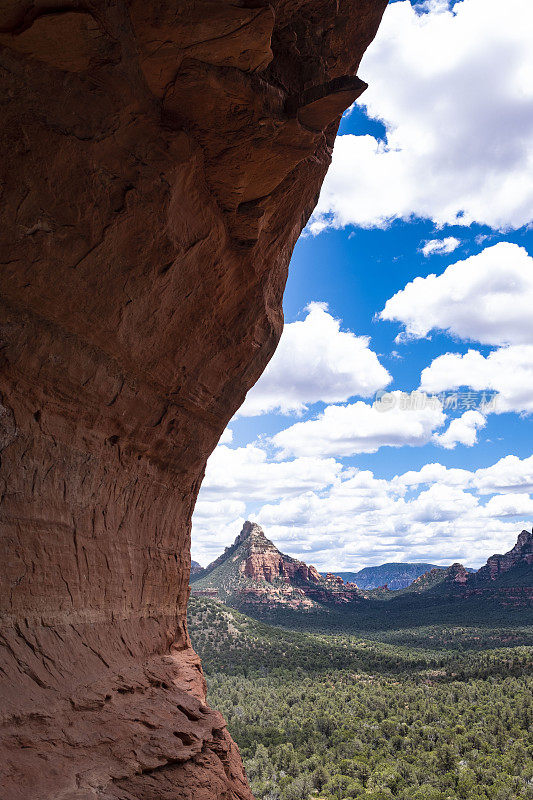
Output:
[{"xmin": 0, "ymin": 2, "xmax": 388, "ymax": 797}]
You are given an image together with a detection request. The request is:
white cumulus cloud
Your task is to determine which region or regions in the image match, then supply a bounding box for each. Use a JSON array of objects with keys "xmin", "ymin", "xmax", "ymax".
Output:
[
  {"xmin": 473, "ymin": 454, "xmax": 533, "ymax": 495},
  {"xmin": 253, "ymin": 479, "xmax": 528, "ymax": 571},
  {"xmin": 238, "ymin": 303, "xmax": 390, "ymax": 416},
  {"xmin": 397, "ymin": 455, "xmax": 533, "ymax": 495},
  {"xmin": 420, "ymin": 345, "xmax": 533, "ymax": 414},
  {"xmin": 192, "ymin": 448, "xmax": 533, "ymax": 569},
  {"xmin": 201, "ymin": 444, "xmax": 344, "ymax": 501},
  {"xmin": 381, "ymin": 243, "xmax": 533, "ymax": 345},
  {"xmin": 483, "ymin": 493, "xmax": 533, "ymax": 518},
  {"xmin": 432, "ymin": 409, "xmax": 486, "ymax": 449},
  {"xmin": 309, "ymin": 0, "xmax": 533, "ymax": 232},
  {"xmin": 409, "ymin": 483, "xmax": 479, "ymax": 523},
  {"xmin": 395, "ymin": 462, "xmax": 472, "ymax": 489}
]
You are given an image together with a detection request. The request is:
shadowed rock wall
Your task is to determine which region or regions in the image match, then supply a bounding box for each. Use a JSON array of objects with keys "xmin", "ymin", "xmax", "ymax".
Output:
[{"xmin": 0, "ymin": 2, "xmax": 387, "ymax": 797}]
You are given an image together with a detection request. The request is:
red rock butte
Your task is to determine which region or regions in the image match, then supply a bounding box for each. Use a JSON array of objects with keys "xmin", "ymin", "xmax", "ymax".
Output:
[
  {"xmin": 191, "ymin": 521, "xmax": 363, "ymax": 609},
  {"xmin": 0, "ymin": 2, "xmax": 388, "ymax": 798}
]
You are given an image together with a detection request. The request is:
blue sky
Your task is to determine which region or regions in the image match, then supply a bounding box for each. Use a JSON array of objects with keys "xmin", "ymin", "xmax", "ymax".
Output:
[{"xmin": 192, "ymin": 0, "xmax": 533, "ymax": 571}]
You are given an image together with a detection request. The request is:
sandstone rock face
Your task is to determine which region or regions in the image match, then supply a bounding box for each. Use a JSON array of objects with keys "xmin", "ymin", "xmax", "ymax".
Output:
[
  {"xmin": 449, "ymin": 563, "xmax": 469, "ymax": 585},
  {"xmin": 0, "ymin": 2, "xmax": 387, "ymax": 797},
  {"xmin": 240, "ymin": 523, "xmax": 322, "ymax": 585}
]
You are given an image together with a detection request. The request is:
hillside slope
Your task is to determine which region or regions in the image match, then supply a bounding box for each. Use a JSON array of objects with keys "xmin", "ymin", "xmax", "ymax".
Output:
[
  {"xmin": 193, "ymin": 527, "xmax": 533, "ymax": 631},
  {"xmin": 188, "ymin": 596, "xmax": 533, "ymax": 800}
]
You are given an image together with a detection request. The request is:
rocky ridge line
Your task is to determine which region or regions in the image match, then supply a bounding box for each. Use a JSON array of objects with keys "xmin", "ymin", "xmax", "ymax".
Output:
[
  {"xmin": 474, "ymin": 529, "xmax": 533, "ymax": 582},
  {"xmin": 401, "ymin": 529, "xmax": 533, "ymax": 606}
]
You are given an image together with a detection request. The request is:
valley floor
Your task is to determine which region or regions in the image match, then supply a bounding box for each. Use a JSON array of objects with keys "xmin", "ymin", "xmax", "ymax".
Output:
[{"xmin": 188, "ymin": 598, "xmax": 533, "ymax": 800}]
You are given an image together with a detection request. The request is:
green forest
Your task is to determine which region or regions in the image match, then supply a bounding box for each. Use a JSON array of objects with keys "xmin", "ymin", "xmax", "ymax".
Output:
[{"xmin": 188, "ymin": 598, "xmax": 533, "ymax": 800}]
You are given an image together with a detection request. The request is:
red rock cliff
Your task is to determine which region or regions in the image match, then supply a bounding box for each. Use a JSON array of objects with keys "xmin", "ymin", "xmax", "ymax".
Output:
[{"xmin": 0, "ymin": 2, "xmax": 387, "ymax": 798}]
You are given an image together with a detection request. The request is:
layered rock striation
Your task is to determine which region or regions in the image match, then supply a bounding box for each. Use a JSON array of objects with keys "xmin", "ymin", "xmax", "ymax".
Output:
[{"xmin": 0, "ymin": 2, "xmax": 388, "ymax": 798}]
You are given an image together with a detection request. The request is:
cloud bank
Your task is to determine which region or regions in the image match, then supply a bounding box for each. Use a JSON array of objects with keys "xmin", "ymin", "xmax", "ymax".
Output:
[
  {"xmin": 192, "ymin": 446, "xmax": 533, "ymax": 570},
  {"xmin": 271, "ymin": 392, "xmax": 447, "ymax": 458}
]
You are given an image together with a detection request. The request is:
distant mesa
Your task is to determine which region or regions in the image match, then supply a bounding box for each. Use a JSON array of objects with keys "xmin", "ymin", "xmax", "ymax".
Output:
[{"xmin": 332, "ymin": 562, "xmax": 475, "ymax": 590}]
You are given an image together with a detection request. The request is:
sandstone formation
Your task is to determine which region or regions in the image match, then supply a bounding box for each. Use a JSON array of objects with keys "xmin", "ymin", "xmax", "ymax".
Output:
[
  {"xmin": 400, "ymin": 563, "xmax": 468, "ymax": 594},
  {"xmin": 0, "ymin": 2, "xmax": 388, "ymax": 798},
  {"xmin": 191, "ymin": 521, "xmax": 362, "ymax": 610}
]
